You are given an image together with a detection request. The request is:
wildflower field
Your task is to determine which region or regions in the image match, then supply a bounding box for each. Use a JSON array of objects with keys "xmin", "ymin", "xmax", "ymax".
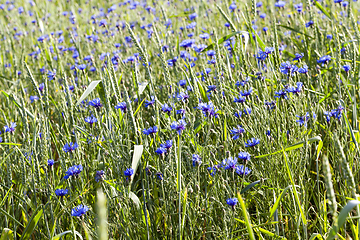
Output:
[{"xmin": 1, "ymin": 0, "xmax": 360, "ymax": 239}]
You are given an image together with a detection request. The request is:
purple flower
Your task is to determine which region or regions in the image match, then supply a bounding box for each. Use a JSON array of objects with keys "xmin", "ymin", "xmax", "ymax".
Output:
[
  {"xmin": 236, "ymin": 165, "xmax": 251, "ymax": 176},
  {"xmin": 192, "ymin": 154, "xmax": 202, "ymax": 167},
  {"xmin": 245, "ymin": 138, "xmax": 260, "ymax": 147},
  {"xmin": 55, "ymin": 189, "xmax": 69, "ymax": 197},
  {"xmin": 47, "ymin": 159, "xmax": 54, "ymax": 167},
  {"xmin": 143, "ymin": 126, "xmax": 158, "ymax": 135},
  {"xmin": 317, "ymin": 55, "xmax": 332, "ymax": 64},
  {"xmin": 84, "ymin": 115, "xmax": 97, "ymax": 127},
  {"xmin": 226, "ymin": 198, "xmax": 238, "ymax": 208},
  {"xmin": 4, "ymin": 122, "xmax": 17, "ymax": 133},
  {"xmin": 63, "ymin": 142, "xmax": 78, "ymax": 153},
  {"xmin": 230, "ymin": 126, "xmax": 245, "ymax": 140},
  {"xmin": 145, "ymin": 96, "xmax": 155, "ymax": 108},
  {"xmin": 71, "ymin": 204, "xmax": 89, "ymax": 217},
  {"xmin": 95, "ymin": 170, "xmax": 105, "ymax": 182},
  {"xmin": 115, "ymin": 102, "xmax": 127, "ymax": 113},
  {"xmin": 124, "ymin": 168, "xmax": 134, "ymax": 177},
  {"xmin": 88, "ymin": 98, "xmax": 103, "ymax": 109},
  {"xmin": 238, "ymin": 152, "xmax": 251, "ymax": 162},
  {"xmin": 155, "ymin": 147, "xmax": 167, "ymax": 155},
  {"xmin": 170, "ymin": 120, "xmax": 187, "ymax": 134},
  {"xmin": 64, "ymin": 164, "xmax": 83, "ymax": 179}
]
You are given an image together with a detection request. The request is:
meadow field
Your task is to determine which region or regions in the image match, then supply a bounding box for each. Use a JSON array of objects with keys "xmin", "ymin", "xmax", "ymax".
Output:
[{"xmin": 0, "ymin": 0, "xmax": 360, "ymax": 239}]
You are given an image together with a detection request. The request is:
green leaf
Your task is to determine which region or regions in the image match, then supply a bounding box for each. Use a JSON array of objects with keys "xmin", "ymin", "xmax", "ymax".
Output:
[
  {"xmin": 277, "ymin": 25, "xmax": 314, "ymax": 39},
  {"xmin": 52, "ymin": 230, "xmax": 83, "ymax": 240},
  {"xmin": 201, "ymin": 31, "xmax": 248, "ymax": 52},
  {"xmin": 269, "ymin": 185, "xmax": 295, "ymax": 220},
  {"xmin": 240, "ymin": 179, "xmax": 266, "ymax": 194},
  {"xmin": 255, "ymin": 136, "xmax": 322, "ymax": 158},
  {"xmin": 168, "ymin": 12, "xmax": 191, "ymax": 18},
  {"xmin": 20, "ymin": 206, "xmax": 44, "ymax": 240},
  {"xmin": 327, "ymin": 200, "xmax": 360, "ymax": 240},
  {"xmin": 0, "ymin": 143, "xmax": 22, "ymax": 146},
  {"xmin": 97, "ymin": 81, "xmax": 107, "ymax": 105},
  {"xmin": 314, "ymin": 1, "xmax": 331, "ymax": 20},
  {"xmin": 254, "ymin": 31, "xmax": 266, "ymax": 51},
  {"xmin": 1, "ymin": 91, "xmax": 34, "ymax": 119},
  {"xmin": 0, "ymin": 209, "xmax": 24, "ymax": 228},
  {"xmin": 76, "ymin": 80, "xmax": 101, "ymax": 106},
  {"xmin": 237, "ymin": 192, "xmax": 255, "ymax": 240},
  {"xmin": 282, "ymin": 149, "xmax": 307, "ymax": 227}
]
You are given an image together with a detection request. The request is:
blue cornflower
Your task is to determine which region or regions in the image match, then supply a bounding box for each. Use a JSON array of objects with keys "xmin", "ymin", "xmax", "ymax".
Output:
[
  {"xmin": 189, "ymin": 12, "xmax": 198, "ymax": 20},
  {"xmin": 317, "ymin": 55, "xmax": 332, "ymax": 64},
  {"xmin": 236, "ymin": 165, "xmax": 251, "ymax": 176},
  {"xmin": 63, "ymin": 142, "xmax": 78, "ymax": 153},
  {"xmin": 207, "ymin": 85, "xmax": 217, "ymax": 92},
  {"xmin": 124, "ymin": 168, "xmax": 134, "ymax": 177},
  {"xmin": 156, "ymin": 172, "xmax": 163, "ymax": 180},
  {"xmin": 243, "ymin": 108, "xmax": 252, "ymax": 115},
  {"xmin": 64, "ymin": 164, "xmax": 83, "ymax": 179},
  {"xmin": 305, "ymin": 20, "xmax": 314, "ymax": 28},
  {"xmin": 280, "ymin": 61, "xmax": 298, "ymax": 75},
  {"xmin": 343, "ymin": 65, "xmax": 351, "ymax": 72},
  {"xmin": 274, "ymin": 89, "xmax": 289, "ymax": 99},
  {"xmin": 161, "ymin": 140, "xmax": 173, "ymax": 150},
  {"xmin": 179, "ymin": 39, "xmax": 195, "ymax": 48},
  {"xmin": 275, "ymin": 1, "xmax": 286, "ymax": 7},
  {"xmin": 4, "ymin": 122, "xmax": 17, "ymax": 133},
  {"xmin": 240, "ymin": 88, "xmax": 252, "ymax": 97},
  {"xmin": 99, "ymin": 19, "xmax": 107, "ymax": 27},
  {"xmin": 55, "ymin": 189, "xmax": 69, "ymax": 197},
  {"xmin": 224, "ymin": 157, "xmax": 238, "ymax": 170},
  {"xmin": 229, "ymin": 3, "xmax": 237, "ymax": 10},
  {"xmin": 77, "ymin": 64, "xmax": 86, "ymax": 71},
  {"xmin": 235, "ymin": 77, "xmax": 249, "ymax": 87},
  {"xmin": 95, "ymin": 170, "xmax": 105, "ymax": 182},
  {"xmin": 145, "ymin": 96, "xmax": 155, "ymax": 107},
  {"xmin": 177, "ymin": 109, "xmax": 186, "ymax": 115},
  {"xmin": 296, "ymin": 112, "xmax": 310, "ymax": 127},
  {"xmin": 192, "ymin": 154, "xmax": 202, "ymax": 167},
  {"xmin": 298, "ymin": 64, "xmax": 308, "ymax": 74},
  {"xmin": 293, "ymin": 53, "xmax": 304, "ymax": 61},
  {"xmin": 226, "ymin": 198, "xmax": 238, "ymax": 208},
  {"xmin": 143, "ymin": 126, "xmax": 158, "ymax": 135},
  {"xmin": 207, "ymin": 167, "xmax": 217, "ymax": 176},
  {"xmin": 197, "ymin": 101, "xmax": 219, "ymax": 118},
  {"xmin": 39, "ymin": 83, "xmax": 45, "ymax": 92},
  {"xmin": 234, "ymin": 95, "xmax": 246, "ymax": 103},
  {"xmin": 47, "ymin": 69, "xmax": 56, "ymax": 80},
  {"xmin": 230, "ymin": 125, "xmax": 245, "ymax": 140},
  {"xmin": 30, "ymin": 96, "xmax": 39, "ymax": 103},
  {"xmin": 155, "ymin": 147, "xmax": 167, "ymax": 155},
  {"xmin": 170, "ymin": 120, "xmax": 187, "ymax": 134},
  {"xmin": 84, "ymin": 115, "xmax": 97, "ymax": 127},
  {"xmin": 245, "ymin": 138, "xmax": 260, "ymax": 147},
  {"xmin": 177, "ymin": 92, "xmax": 189, "ymax": 102},
  {"xmin": 115, "ymin": 102, "xmax": 127, "ymax": 113},
  {"xmin": 287, "ymin": 82, "xmax": 303, "ymax": 95},
  {"xmin": 71, "ymin": 204, "xmax": 89, "ymax": 217},
  {"xmin": 179, "ymin": 79, "xmax": 187, "ymax": 87},
  {"xmin": 161, "ymin": 103, "xmax": 173, "ymax": 113},
  {"xmin": 47, "ymin": 159, "xmax": 54, "ymax": 167},
  {"xmin": 207, "ymin": 50, "xmax": 216, "ymax": 57},
  {"xmin": 238, "ymin": 152, "xmax": 251, "ymax": 162},
  {"xmin": 88, "ymin": 98, "xmax": 103, "ymax": 109}
]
